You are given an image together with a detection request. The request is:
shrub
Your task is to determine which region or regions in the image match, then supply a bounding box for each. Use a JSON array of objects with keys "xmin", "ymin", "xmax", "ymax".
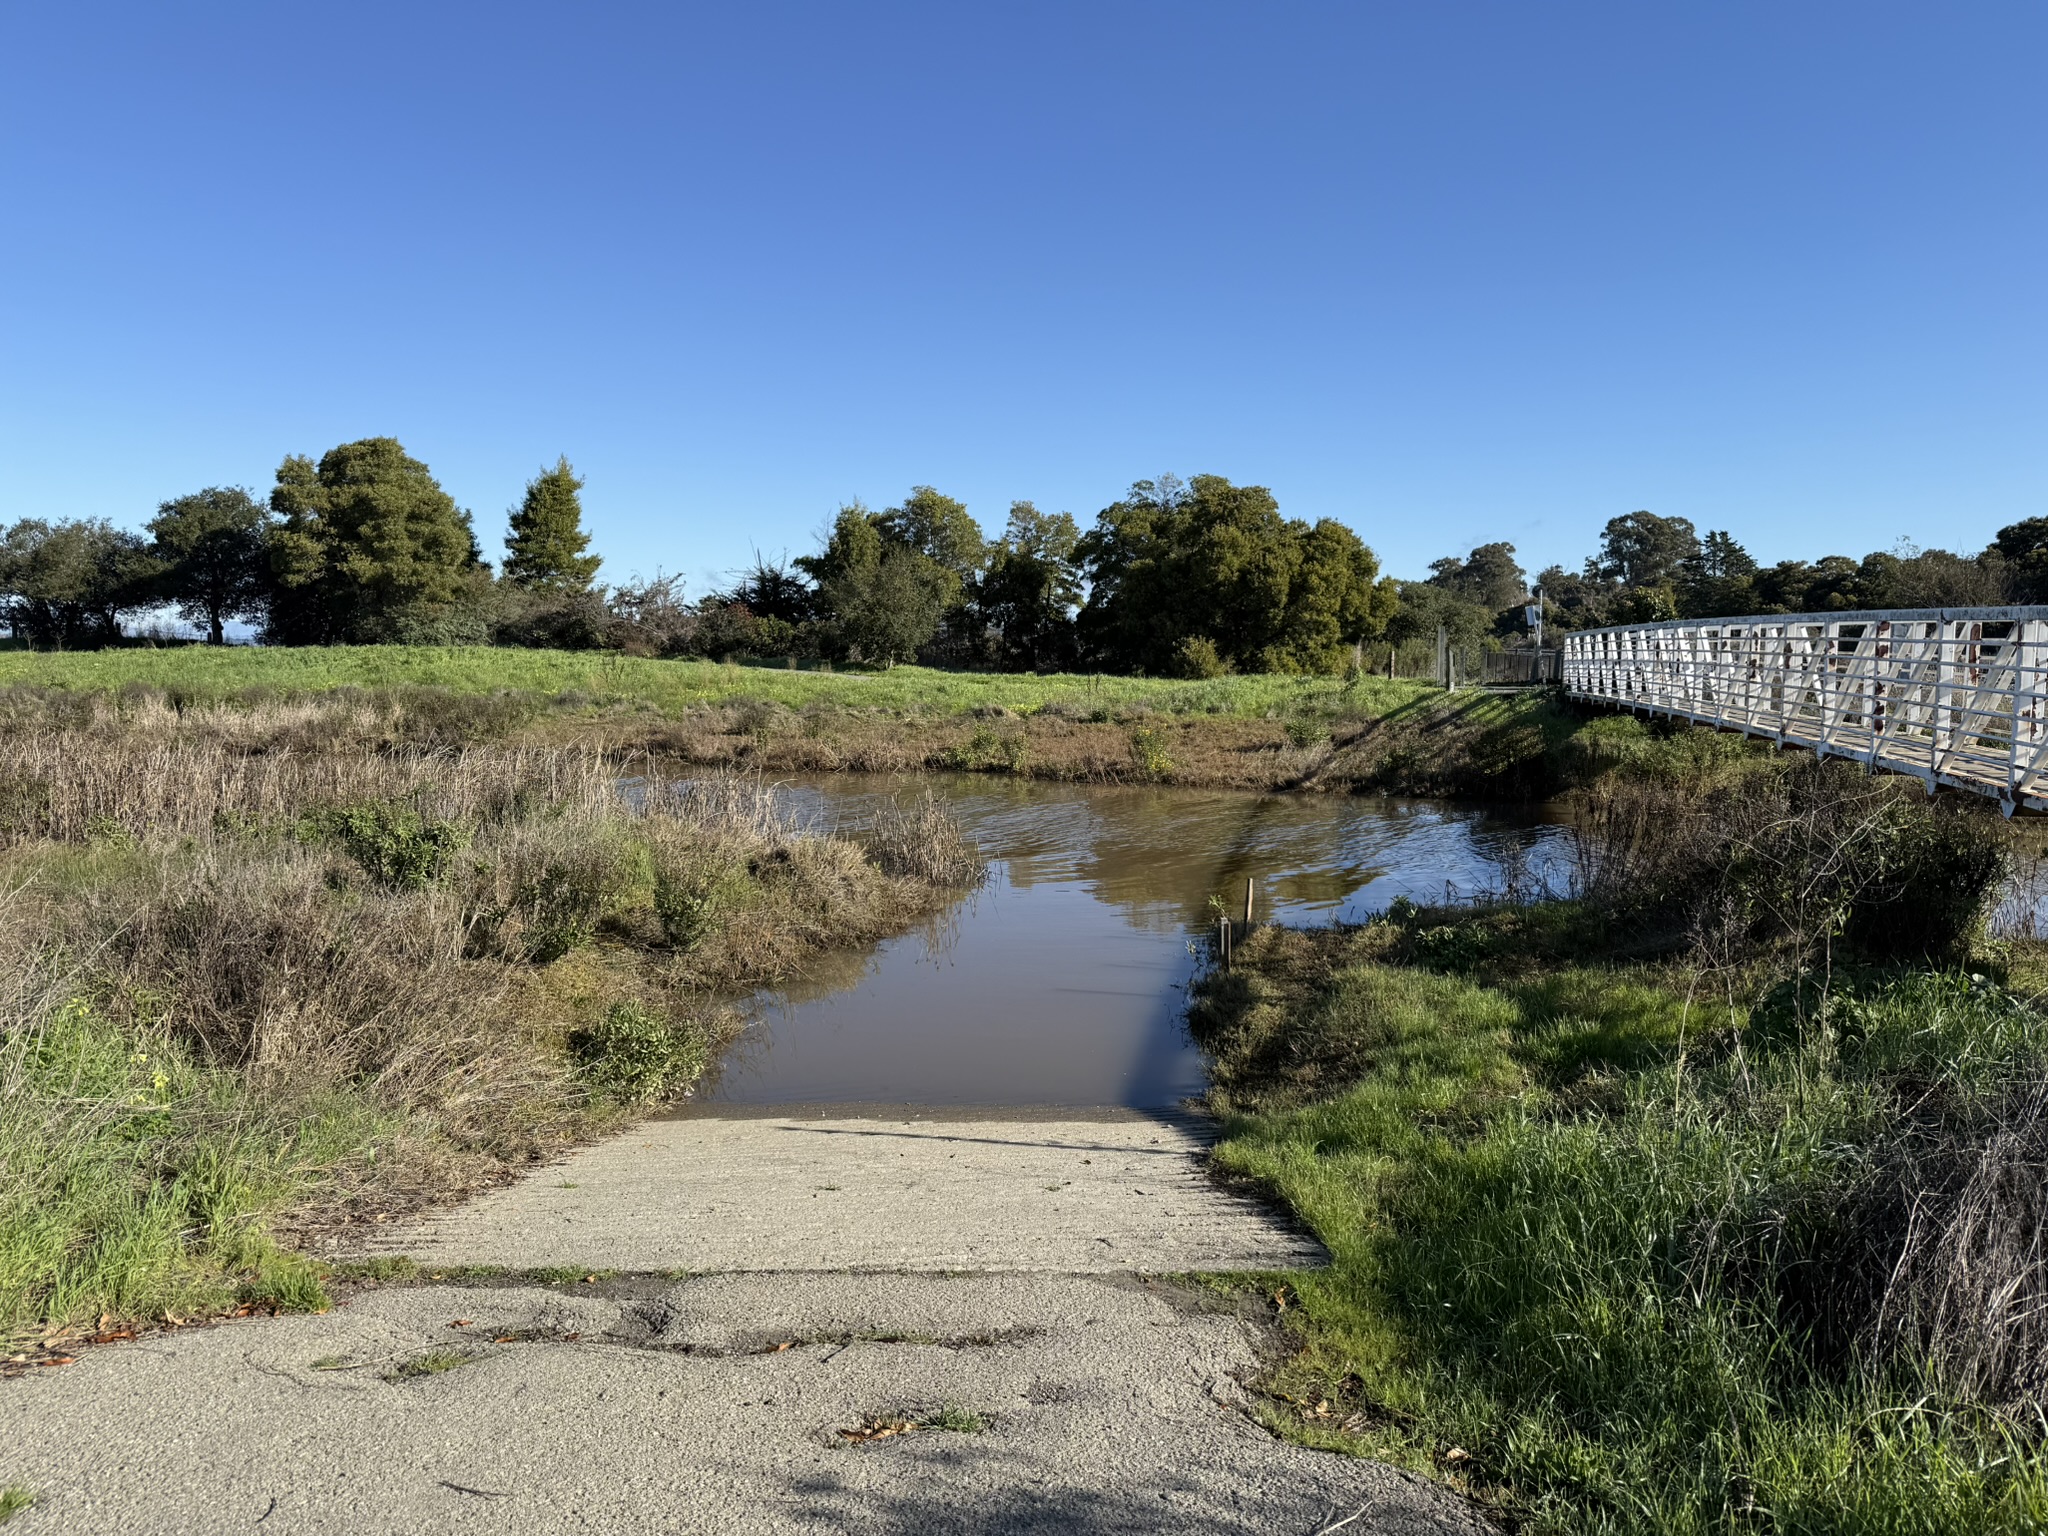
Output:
[
  {"xmin": 652, "ymin": 852, "xmax": 752, "ymax": 950},
  {"xmin": 570, "ymin": 1001, "xmax": 708, "ymax": 1104},
  {"xmin": 1174, "ymin": 636, "xmax": 1231, "ymax": 680},
  {"xmin": 1129, "ymin": 725, "xmax": 1173, "ymax": 782},
  {"xmin": 314, "ymin": 802, "xmax": 467, "ymax": 890},
  {"xmin": 1579, "ymin": 757, "xmax": 2008, "ymax": 968}
]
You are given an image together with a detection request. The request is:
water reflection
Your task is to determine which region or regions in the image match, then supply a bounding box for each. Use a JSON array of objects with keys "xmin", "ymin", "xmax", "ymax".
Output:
[{"xmin": 694, "ymin": 777, "xmax": 1576, "ymax": 1110}]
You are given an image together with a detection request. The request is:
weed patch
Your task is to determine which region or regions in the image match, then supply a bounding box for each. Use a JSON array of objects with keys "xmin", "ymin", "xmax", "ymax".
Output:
[
  {"xmin": 837, "ymin": 1404, "xmax": 990, "ymax": 1443},
  {"xmin": 386, "ymin": 1347, "xmax": 482, "ymax": 1381},
  {"xmin": 570, "ymin": 1001, "xmax": 710, "ymax": 1104}
]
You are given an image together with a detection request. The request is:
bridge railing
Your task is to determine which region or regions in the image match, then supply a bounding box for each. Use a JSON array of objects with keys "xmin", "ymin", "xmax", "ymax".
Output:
[{"xmin": 1561, "ymin": 608, "xmax": 2048, "ymax": 813}]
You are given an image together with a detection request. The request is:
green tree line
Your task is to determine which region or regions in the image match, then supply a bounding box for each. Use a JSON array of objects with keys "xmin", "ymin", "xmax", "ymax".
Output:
[
  {"xmin": 3, "ymin": 438, "xmax": 2039, "ymax": 671},
  {"xmin": 1392, "ymin": 509, "xmax": 2046, "ymax": 655}
]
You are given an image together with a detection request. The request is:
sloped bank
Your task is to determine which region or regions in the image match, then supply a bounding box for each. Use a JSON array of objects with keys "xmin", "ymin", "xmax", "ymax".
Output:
[
  {"xmin": 1185, "ymin": 757, "xmax": 2048, "ymax": 1533},
  {"xmin": 0, "ymin": 702, "xmax": 981, "ymax": 1344}
]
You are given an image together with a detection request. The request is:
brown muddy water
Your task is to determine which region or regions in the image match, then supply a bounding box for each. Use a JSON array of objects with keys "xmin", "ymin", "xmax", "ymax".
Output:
[{"xmin": 692, "ymin": 777, "xmax": 1576, "ymax": 1111}]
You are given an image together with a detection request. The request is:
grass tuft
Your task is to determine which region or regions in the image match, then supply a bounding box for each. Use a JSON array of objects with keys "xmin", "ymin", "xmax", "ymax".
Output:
[{"xmin": 385, "ymin": 1347, "xmax": 481, "ymax": 1381}]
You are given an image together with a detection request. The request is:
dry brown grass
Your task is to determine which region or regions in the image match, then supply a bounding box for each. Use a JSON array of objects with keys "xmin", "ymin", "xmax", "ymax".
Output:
[{"xmin": 1, "ymin": 699, "xmax": 984, "ymax": 1304}]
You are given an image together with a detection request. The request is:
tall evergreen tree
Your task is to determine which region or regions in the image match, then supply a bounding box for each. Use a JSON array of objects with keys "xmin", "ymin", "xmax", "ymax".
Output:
[
  {"xmin": 266, "ymin": 437, "xmax": 479, "ymax": 643},
  {"xmin": 504, "ymin": 456, "xmax": 602, "ymax": 592}
]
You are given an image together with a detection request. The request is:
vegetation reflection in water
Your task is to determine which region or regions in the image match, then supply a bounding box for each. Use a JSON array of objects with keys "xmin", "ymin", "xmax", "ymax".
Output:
[{"xmin": 690, "ymin": 776, "xmax": 1576, "ymax": 1109}]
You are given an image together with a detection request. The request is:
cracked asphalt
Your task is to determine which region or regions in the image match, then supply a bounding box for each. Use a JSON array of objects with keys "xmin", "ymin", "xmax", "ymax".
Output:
[{"xmin": 0, "ymin": 1114, "xmax": 1486, "ymax": 1534}]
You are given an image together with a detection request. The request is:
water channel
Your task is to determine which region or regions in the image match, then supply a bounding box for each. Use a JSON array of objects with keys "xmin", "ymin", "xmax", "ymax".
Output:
[{"xmin": 693, "ymin": 777, "xmax": 1578, "ymax": 1111}]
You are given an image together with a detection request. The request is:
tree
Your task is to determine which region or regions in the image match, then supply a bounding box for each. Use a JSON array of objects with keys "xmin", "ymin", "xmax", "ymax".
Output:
[
  {"xmin": 1427, "ymin": 542, "xmax": 1527, "ymax": 613},
  {"xmin": 1993, "ymin": 519, "xmax": 2048, "ymax": 602},
  {"xmin": 266, "ymin": 438, "xmax": 481, "ymax": 644},
  {"xmin": 877, "ymin": 486, "xmax": 986, "ymax": 590},
  {"xmin": 1076, "ymin": 474, "xmax": 1388, "ymax": 675},
  {"xmin": 722, "ymin": 552, "xmax": 815, "ymax": 624},
  {"xmin": 801, "ymin": 502, "xmax": 951, "ymax": 666},
  {"xmin": 1269, "ymin": 518, "xmax": 1394, "ymax": 671},
  {"xmin": 1676, "ymin": 530, "xmax": 1758, "ymax": 618},
  {"xmin": 973, "ymin": 502, "xmax": 1082, "ymax": 670},
  {"xmin": 824, "ymin": 547, "xmax": 951, "ymax": 666},
  {"xmin": 0, "ymin": 519, "xmax": 160, "ymax": 648},
  {"xmin": 1530, "ymin": 564, "xmax": 1610, "ymax": 633},
  {"xmin": 1385, "ymin": 581, "xmax": 1494, "ymax": 651},
  {"xmin": 504, "ymin": 457, "xmax": 602, "ymax": 593},
  {"xmin": 149, "ymin": 487, "xmax": 270, "ymax": 644},
  {"xmin": 1592, "ymin": 511, "xmax": 1699, "ymax": 589}
]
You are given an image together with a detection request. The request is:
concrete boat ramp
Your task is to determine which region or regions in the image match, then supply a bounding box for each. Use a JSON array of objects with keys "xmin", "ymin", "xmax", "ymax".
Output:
[{"xmin": 0, "ymin": 1109, "xmax": 1486, "ymax": 1535}]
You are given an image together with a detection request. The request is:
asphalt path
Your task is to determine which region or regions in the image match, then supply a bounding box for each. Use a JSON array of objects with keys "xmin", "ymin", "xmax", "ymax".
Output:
[{"xmin": 1, "ymin": 1111, "xmax": 1485, "ymax": 1534}]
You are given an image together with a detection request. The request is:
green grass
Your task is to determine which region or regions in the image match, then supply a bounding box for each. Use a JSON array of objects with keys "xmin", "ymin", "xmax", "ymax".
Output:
[
  {"xmin": 385, "ymin": 1346, "xmax": 482, "ymax": 1380},
  {"xmin": 1197, "ymin": 940, "xmax": 2048, "ymax": 1534},
  {"xmin": 0, "ymin": 1487, "xmax": 32, "ymax": 1525},
  {"xmin": 0, "ymin": 643, "xmax": 1436, "ymax": 720},
  {"xmin": 1, "ymin": 994, "xmax": 342, "ymax": 1340}
]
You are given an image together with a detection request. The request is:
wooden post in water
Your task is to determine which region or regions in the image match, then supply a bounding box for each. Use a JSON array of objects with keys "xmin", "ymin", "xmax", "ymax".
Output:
[{"xmin": 1244, "ymin": 876, "xmax": 1254, "ymax": 928}]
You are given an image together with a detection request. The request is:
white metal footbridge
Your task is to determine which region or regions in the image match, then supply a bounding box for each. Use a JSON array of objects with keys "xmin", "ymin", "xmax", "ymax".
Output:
[{"xmin": 1561, "ymin": 609, "xmax": 2048, "ymax": 814}]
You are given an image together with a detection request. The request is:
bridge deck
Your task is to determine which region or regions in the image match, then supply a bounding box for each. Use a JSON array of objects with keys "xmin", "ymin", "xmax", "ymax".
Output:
[{"xmin": 1561, "ymin": 607, "xmax": 2048, "ymax": 815}]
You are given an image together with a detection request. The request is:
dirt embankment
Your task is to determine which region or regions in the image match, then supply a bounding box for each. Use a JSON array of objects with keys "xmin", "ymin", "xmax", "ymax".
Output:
[{"xmin": 611, "ymin": 690, "xmax": 1579, "ymax": 799}]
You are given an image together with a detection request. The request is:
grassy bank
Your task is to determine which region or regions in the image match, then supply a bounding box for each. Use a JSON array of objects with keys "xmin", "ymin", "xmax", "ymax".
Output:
[
  {"xmin": 1191, "ymin": 759, "xmax": 2048, "ymax": 1533},
  {"xmin": 0, "ymin": 644, "xmax": 1614, "ymax": 797},
  {"xmin": 0, "ymin": 698, "xmax": 979, "ymax": 1342}
]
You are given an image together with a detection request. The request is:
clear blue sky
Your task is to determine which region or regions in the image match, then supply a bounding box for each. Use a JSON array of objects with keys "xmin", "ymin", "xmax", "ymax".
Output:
[{"xmin": 4, "ymin": 2, "xmax": 2041, "ymax": 595}]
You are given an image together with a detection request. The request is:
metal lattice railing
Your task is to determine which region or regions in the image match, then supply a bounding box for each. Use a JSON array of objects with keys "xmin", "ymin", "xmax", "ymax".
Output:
[{"xmin": 1561, "ymin": 608, "xmax": 2048, "ymax": 814}]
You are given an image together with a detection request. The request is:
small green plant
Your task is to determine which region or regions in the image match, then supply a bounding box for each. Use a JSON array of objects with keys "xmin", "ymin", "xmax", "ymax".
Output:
[
  {"xmin": 385, "ymin": 1347, "xmax": 481, "ymax": 1381},
  {"xmin": 943, "ymin": 724, "xmax": 1028, "ymax": 773},
  {"xmin": 653, "ymin": 856, "xmax": 750, "ymax": 950},
  {"xmin": 1409, "ymin": 921, "xmax": 1498, "ymax": 972},
  {"xmin": 1129, "ymin": 726, "xmax": 1173, "ymax": 782},
  {"xmin": 921, "ymin": 1403, "xmax": 988, "ymax": 1433},
  {"xmin": 0, "ymin": 1486, "xmax": 34, "ymax": 1525},
  {"xmin": 570, "ymin": 1001, "xmax": 708, "ymax": 1104},
  {"xmin": 85, "ymin": 813, "xmax": 135, "ymax": 846},
  {"xmin": 1284, "ymin": 717, "xmax": 1330, "ymax": 750},
  {"xmin": 314, "ymin": 801, "xmax": 466, "ymax": 889}
]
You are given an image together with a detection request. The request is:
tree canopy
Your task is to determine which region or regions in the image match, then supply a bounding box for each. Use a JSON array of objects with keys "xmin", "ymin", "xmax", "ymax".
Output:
[
  {"xmin": 504, "ymin": 457, "xmax": 602, "ymax": 593},
  {"xmin": 974, "ymin": 502, "xmax": 1082, "ymax": 671},
  {"xmin": 267, "ymin": 438, "xmax": 482, "ymax": 643},
  {"xmin": 149, "ymin": 486, "xmax": 270, "ymax": 644},
  {"xmin": 0, "ymin": 518, "xmax": 159, "ymax": 648},
  {"xmin": 1076, "ymin": 474, "xmax": 1390, "ymax": 675}
]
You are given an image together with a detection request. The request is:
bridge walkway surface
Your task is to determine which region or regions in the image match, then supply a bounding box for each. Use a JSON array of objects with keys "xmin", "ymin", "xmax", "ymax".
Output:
[{"xmin": 1562, "ymin": 606, "xmax": 2048, "ymax": 814}]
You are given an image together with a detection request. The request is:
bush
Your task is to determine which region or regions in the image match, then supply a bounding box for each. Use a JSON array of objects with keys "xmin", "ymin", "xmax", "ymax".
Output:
[
  {"xmin": 569, "ymin": 1001, "xmax": 708, "ymax": 1104},
  {"xmin": 652, "ymin": 852, "xmax": 751, "ymax": 950},
  {"xmin": 1129, "ymin": 725, "xmax": 1173, "ymax": 782},
  {"xmin": 313, "ymin": 802, "xmax": 466, "ymax": 890},
  {"xmin": 1580, "ymin": 757, "xmax": 2008, "ymax": 968},
  {"xmin": 1173, "ymin": 636, "xmax": 1232, "ymax": 680}
]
